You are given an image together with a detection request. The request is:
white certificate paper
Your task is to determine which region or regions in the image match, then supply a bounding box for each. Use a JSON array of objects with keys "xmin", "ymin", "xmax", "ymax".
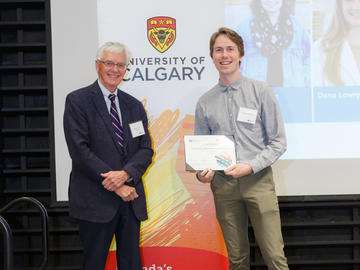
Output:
[{"xmin": 184, "ymin": 135, "xmax": 236, "ymax": 171}]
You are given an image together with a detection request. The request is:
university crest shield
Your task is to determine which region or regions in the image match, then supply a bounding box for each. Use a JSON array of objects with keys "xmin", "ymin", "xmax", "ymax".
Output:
[{"xmin": 147, "ymin": 16, "xmax": 176, "ymax": 53}]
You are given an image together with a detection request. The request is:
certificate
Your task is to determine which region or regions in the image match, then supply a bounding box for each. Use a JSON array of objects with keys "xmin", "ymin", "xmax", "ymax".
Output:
[{"xmin": 184, "ymin": 135, "xmax": 236, "ymax": 171}]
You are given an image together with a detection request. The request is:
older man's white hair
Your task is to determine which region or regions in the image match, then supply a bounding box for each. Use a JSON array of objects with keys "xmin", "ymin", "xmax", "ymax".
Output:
[{"xmin": 96, "ymin": 41, "xmax": 132, "ymax": 65}]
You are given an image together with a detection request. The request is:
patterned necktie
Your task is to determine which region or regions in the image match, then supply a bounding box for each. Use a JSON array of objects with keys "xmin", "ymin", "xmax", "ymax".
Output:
[{"xmin": 108, "ymin": 94, "xmax": 124, "ymax": 149}]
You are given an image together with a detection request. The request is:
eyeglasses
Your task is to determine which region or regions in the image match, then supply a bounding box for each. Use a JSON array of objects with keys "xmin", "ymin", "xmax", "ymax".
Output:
[{"xmin": 97, "ymin": 60, "xmax": 127, "ymax": 70}]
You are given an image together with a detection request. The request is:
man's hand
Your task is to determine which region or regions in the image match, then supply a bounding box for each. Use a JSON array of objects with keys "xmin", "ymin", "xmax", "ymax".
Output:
[
  {"xmin": 224, "ymin": 163, "xmax": 252, "ymax": 178},
  {"xmin": 197, "ymin": 168, "xmax": 215, "ymax": 182},
  {"xmin": 101, "ymin": 170, "xmax": 131, "ymax": 191},
  {"xmin": 115, "ymin": 185, "xmax": 138, "ymax": 202}
]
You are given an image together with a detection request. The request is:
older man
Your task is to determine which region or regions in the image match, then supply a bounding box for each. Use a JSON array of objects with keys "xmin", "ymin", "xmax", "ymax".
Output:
[{"xmin": 64, "ymin": 42, "xmax": 153, "ymax": 270}]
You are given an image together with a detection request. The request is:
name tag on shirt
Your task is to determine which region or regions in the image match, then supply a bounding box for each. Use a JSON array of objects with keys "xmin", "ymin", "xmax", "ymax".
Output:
[
  {"xmin": 237, "ymin": 107, "xmax": 257, "ymax": 124},
  {"xmin": 129, "ymin": 121, "xmax": 145, "ymax": 138}
]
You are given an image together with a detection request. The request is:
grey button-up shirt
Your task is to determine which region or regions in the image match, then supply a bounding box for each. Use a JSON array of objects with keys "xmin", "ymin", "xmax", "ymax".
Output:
[{"xmin": 194, "ymin": 74, "xmax": 287, "ymax": 174}]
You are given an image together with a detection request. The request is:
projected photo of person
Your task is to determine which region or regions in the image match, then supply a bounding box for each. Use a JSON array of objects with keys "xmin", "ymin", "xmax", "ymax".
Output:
[
  {"xmin": 312, "ymin": 0, "xmax": 360, "ymax": 86},
  {"xmin": 234, "ymin": 0, "xmax": 310, "ymax": 87}
]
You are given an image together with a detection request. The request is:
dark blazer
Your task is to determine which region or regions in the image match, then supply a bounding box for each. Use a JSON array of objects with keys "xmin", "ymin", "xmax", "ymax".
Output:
[{"xmin": 63, "ymin": 81, "xmax": 153, "ymax": 223}]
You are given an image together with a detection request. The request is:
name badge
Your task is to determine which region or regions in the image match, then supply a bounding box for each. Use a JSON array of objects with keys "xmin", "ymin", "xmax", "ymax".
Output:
[
  {"xmin": 237, "ymin": 107, "xmax": 257, "ymax": 124},
  {"xmin": 129, "ymin": 121, "xmax": 145, "ymax": 138}
]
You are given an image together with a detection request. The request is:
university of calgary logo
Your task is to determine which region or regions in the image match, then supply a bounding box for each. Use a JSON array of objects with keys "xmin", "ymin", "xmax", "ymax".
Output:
[{"xmin": 147, "ymin": 16, "xmax": 176, "ymax": 53}]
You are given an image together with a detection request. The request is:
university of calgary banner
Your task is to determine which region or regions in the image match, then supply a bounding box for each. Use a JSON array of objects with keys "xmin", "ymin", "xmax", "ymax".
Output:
[{"xmin": 97, "ymin": 0, "xmax": 229, "ymax": 268}]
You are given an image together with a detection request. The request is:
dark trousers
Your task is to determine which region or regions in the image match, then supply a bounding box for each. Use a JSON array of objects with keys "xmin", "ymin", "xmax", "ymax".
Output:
[{"xmin": 78, "ymin": 202, "xmax": 142, "ymax": 270}]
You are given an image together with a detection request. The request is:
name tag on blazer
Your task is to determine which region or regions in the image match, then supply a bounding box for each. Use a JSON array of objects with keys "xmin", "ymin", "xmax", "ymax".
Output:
[{"xmin": 129, "ymin": 121, "xmax": 145, "ymax": 138}]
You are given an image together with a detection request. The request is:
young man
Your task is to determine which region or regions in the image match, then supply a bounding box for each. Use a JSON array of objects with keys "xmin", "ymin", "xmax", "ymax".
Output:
[
  {"xmin": 64, "ymin": 42, "xmax": 153, "ymax": 270},
  {"xmin": 195, "ymin": 27, "xmax": 289, "ymax": 270}
]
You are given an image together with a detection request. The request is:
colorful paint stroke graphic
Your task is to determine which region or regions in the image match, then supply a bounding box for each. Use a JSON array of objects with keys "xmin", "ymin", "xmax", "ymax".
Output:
[
  {"xmin": 105, "ymin": 101, "xmax": 228, "ymax": 270},
  {"xmin": 215, "ymin": 153, "xmax": 232, "ymax": 168}
]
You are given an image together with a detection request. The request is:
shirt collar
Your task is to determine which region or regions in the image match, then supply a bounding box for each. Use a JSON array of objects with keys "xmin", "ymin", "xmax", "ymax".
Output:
[
  {"xmin": 218, "ymin": 74, "xmax": 243, "ymax": 92},
  {"xmin": 97, "ymin": 80, "xmax": 117, "ymax": 99}
]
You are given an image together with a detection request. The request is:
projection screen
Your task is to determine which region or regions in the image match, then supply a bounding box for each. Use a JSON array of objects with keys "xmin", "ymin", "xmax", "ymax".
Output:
[{"xmin": 51, "ymin": 0, "xmax": 360, "ymax": 203}]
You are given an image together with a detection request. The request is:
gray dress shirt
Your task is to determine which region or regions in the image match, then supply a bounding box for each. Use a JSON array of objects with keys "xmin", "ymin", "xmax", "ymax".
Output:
[{"xmin": 194, "ymin": 74, "xmax": 287, "ymax": 174}]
